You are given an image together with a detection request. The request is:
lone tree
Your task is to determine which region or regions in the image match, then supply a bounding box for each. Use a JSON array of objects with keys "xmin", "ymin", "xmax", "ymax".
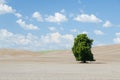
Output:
[{"xmin": 72, "ymin": 34, "xmax": 95, "ymax": 63}]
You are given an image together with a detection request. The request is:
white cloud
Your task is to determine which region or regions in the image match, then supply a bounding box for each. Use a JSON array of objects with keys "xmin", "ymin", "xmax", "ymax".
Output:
[
  {"xmin": 0, "ymin": 29, "xmax": 39, "ymax": 50},
  {"xmin": 62, "ymin": 34, "xmax": 74, "ymax": 41},
  {"xmin": 74, "ymin": 14, "xmax": 102, "ymax": 23},
  {"xmin": 45, "ymin": 12, "xmax": 67, "ymax": 23},
  {"xmin": 70, "ymin": 29, "xmax": 88, "ymax": 34},
  {"xmin": 41, "ymin": 32, "xmax": 74, "ymax": 44},
  {"xmin": 0, "ymin": 29, "xmax": 74, "ymax": 50},
  {"xmin": 114, "ymin": 32, "xmax": 120, "ymax": 43},
  {"xmin": 32, "ymin": 11, "xmax": 43, "ymax": 22},
  {"xmin": 14, "ymin": 13, "xmax": 22, "ymax": 18},
  {"xmin": 103, "ymin": 20, "xmax": 112, "ymax": 27},
  {"xmin": 0, "ymin": 0, "xmax": 6, "ymax": 4},
  {"xmin": 13, "ymin": 34, "xmax": 33, "ymax": 45},
  {"xmin": 0, "ymin": 4, "xmax": 14, "ymax": 14},
  {"xmin": 114, "ymin": 37, "xmax": 120, "ymax": 43},
  {"xmin": 0, "ymin": 29, "xmax": 13, "ymax": 38},
  {"xmin": 50, "ymin": 32, "xmax": 61, "ymax": 43},
  {"xmin": 40, "ymin": 32, "xmax": 74, "ymax": 49},
  {"xmin": 0, "ymin": 0, "xmax": 22, "ymax": 18},
  {"xmin": 0, "ymin": 29, "xmax": 34, "ymax": 45},
  {"xmin": 116, "ymin": 32, "xmax": 120, "ymax": 37},
  {"xmin": 81, "ymin": 31, "xmax": 88, "ymax": 34},
  {"xmin": 16, "ymin": 19, "xmax": 39, "ymax": 30},
  {"xmin": 48, "ymin": 27, "xmax": 56, "ymax": 32},
  {"xmin": 94, "ymin": 30, "xmax": 104, "ymax": 35},
  {"xmin": 70, "ymin": 29, "xmax": 77, "ymax": 33},
  {"xmin": 39, "ymin": 32, "xmax": 74, "ymax": 50}
]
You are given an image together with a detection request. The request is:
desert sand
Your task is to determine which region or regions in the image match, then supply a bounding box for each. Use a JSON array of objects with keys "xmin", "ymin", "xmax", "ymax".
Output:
[{"xmin": 0, "ymin": 44, "xmax": 120, "ymax": 80}]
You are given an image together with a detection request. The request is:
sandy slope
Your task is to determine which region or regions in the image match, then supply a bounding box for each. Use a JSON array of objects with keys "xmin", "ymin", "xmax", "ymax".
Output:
[
  {"xmin": 0, "ymin": 49, "xmax": 76, "ymax": 63},
  {"xmin": 92, "ymin": 44, "xmax": 120, "ymax": 64},
  {"xmin": 0, "ymin": 44, "xmax": 120, "ymax": 80},
  {"xmin": 0, "ymin": 44, "xmax": 120, "ymax": 64}
]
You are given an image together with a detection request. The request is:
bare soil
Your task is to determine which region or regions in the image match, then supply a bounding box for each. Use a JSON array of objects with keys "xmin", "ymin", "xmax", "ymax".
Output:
[{"xmin": 0, "ymin": 44, "xmax": 120, "ymax": 80}]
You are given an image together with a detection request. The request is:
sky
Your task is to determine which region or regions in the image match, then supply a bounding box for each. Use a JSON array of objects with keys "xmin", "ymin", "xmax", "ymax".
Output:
[{"xmin": 0, "ymin": 0, "xmax": 120, "ymax": 51}]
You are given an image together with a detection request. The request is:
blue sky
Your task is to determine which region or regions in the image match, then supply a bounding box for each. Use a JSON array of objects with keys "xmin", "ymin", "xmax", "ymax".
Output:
[{"xmin": 0, "ymin": 0, "xmax": 120, "ymax": 51}]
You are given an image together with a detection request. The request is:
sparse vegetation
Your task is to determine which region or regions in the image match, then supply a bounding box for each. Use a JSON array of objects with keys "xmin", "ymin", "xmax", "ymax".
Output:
[{"xmin": 72, "ymin": 34, "xmax": 95, "ymax": 63}]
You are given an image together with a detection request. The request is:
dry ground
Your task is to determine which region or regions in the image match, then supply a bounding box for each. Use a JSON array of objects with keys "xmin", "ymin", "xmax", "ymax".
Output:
[{"xmin": 0, "ymin": 44, "xmax": 120, "ymax": 80}]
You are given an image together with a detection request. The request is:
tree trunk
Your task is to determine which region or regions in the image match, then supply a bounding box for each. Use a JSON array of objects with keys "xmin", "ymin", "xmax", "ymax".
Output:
[{"xmin": 83, "ymin": 60, "xmax": 86, "ymax": 63}]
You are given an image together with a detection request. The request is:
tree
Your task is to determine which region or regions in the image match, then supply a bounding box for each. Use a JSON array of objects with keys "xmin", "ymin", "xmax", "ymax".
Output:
[{"xmin": 72, "ymin": 34, "xmax": 95, "ymax": 63}]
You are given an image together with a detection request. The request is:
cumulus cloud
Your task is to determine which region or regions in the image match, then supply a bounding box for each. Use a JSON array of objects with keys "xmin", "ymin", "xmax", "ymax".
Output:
[
  {"xmin": 14, "ymin": 13, "xmax": 22, "ymax": 18},
  {"xmin": 16, "ymin": 19, "xmax": 39, "ymax": 30},
  {"xmin": 0, "ymin": 29, "xmax": 13, "ymax": 38},
  {"xmin": 0, "ymin": 29, "xmax": 33, "ymax": 45},
  {"xmin": 41, "ymin": 32, "xmax": 74, "ymax": 49},
  {"xmin": 0, "ymin": 29, "xmax": 74, "ymax": 51},
  {"xmin": 45, "ymin": 12, "xmax": 67, "ymax": 23},
  {"xmin": 70, "ymin": 29, "xmax": 88, "ymax": 34},
  {"xmin": 94, "ymin": 30, "xmax": 104, "ymax": 35},
  {"xmin": 81, "ymin": 31, "xmax": 88, "ymax": 34},
  {"xmin": 70, "ymin": 29, "xmax": 77, "ymax": 33},
  {"xmin": 115, "ymin": 32, "xmax": 120, "ymax": 37},
  {"xmin": 0, "ymin": 3, "xmax": 14, "ymax": 14},
  {"xmin": 32, "ymin": 11, "xmax": 43, "ymax": 22},
  {"xmin": 0, "ymin": 0, "xmax": 22, "ymax": 18},
  {"xmin": 103, "ymin": 20, "xmax": 112, "ymax": 27},
  {"xmin": 41, "ymin": 32, "xmax": 74, "ymax": 44},
  {"xmin": 114, "ymin": 37, "xmax": 120, "ymax": 43},
  {"xmin": 48, "ymin": 27, "xmax": 56, "ymax": 32},
  {"xmin": 0, "ymin": 29, "xmax": 39, "ymax": 50},
  {"xmin": 46, "ymin": 32, "xmax": 61, "ymax": 43},
  {"xmin": 74, "ymin": 14, "xmax": 102, "ymax": 23},
  {"xmin": 113, "ymin": 32, "xmax": 120, "ymax": 43}
]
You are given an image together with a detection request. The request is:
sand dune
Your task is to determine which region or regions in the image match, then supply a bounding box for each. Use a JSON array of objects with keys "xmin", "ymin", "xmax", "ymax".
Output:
[
  {"xmin": 0, "ymin": 44, "xmax": 120, "ymax": 63},
  {"xmin": 0, "ymin": 48, "xmax": 76, "ymax": 63},
  {"xmin": 0, "ymin": 44, "xmax": 120, "ymax": 80},
  {"xmin": 92, "ymin": 44, "xmax": 120, "ymax": 64}
]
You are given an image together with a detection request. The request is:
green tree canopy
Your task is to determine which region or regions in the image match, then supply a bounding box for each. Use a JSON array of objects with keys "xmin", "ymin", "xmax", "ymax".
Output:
[{"xmin": 72, "ymin": 34, "xmax": 95, "ymax": 63}]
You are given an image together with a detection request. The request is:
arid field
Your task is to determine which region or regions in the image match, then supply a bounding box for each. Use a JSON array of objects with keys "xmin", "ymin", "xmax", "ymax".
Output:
[{"xmin": 0, "ymin": 44, "xmax": 120, "ymax": 80}]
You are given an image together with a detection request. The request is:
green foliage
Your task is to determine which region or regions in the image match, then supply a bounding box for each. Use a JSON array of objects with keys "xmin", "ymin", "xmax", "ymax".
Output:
[{"xmin": 72, "ymin": 34, "xmax": 95, "ymax": 63}]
